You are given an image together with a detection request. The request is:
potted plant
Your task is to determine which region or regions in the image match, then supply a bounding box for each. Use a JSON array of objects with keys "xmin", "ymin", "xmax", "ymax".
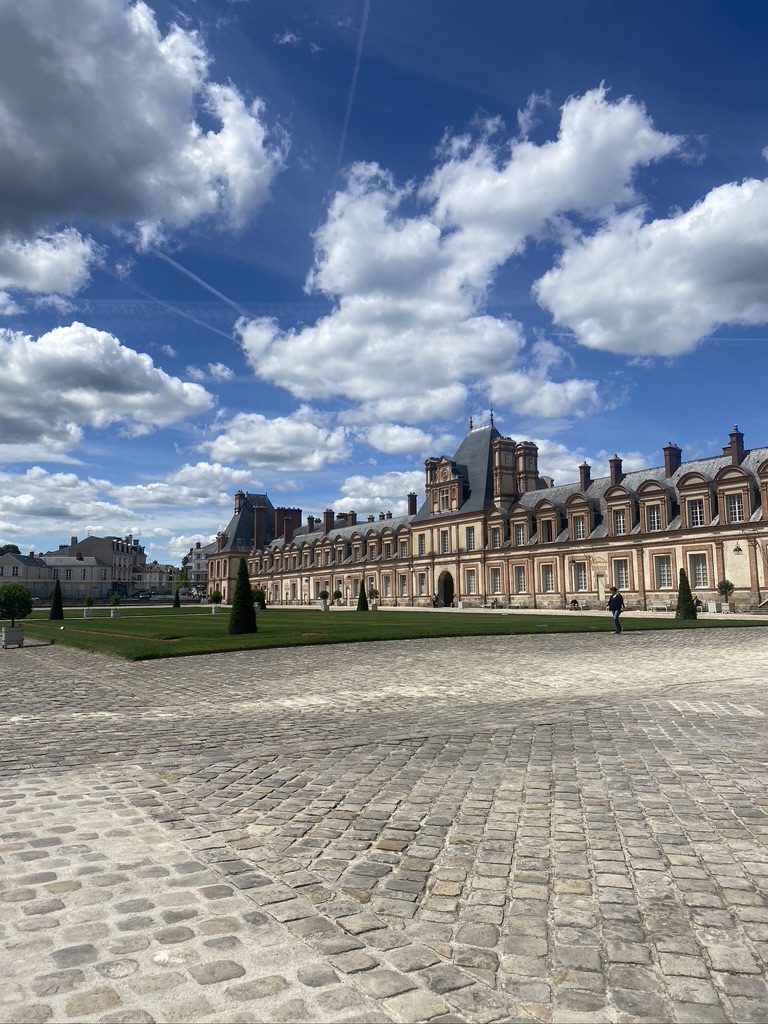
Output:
[
  {"xmin": 252, "ymin": 587, "xmax": 266, "ymax": 611},
  {"xmin": 716, "ymin": 579, "xmax": 735, "ymax": 613},
  {"xmin": 319, "ymin": 589, "xmax": 330, "ymax": 611},
  {"xmin": 83, "ymin": 595, "xmax": 94, "ymax": 619},
  {"xmin": 0, "ymin": 583, "xmax": 32, "ymax": 648},
  {"xmin": 109, "ymin": 592, "xmax": 121, "ymax": 618},
  {"xmin": 332, "ymin": 589, "xmax": 342, "ymax": 607},
  {"xmin": 210, "ymin": 590, "xmax": 223, "ymax": 614},
  {"xmin": 368, "ymin": 586, "xmax": 379, "ymax": 611}
]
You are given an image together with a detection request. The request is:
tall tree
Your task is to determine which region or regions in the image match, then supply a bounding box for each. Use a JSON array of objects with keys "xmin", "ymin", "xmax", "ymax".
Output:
[
  {"xmin": 49, "ymin": 579, "xmax": 64, "ymax": 620},
  {"xmin": 0, "ymin": 583, "xmax": 33, "ymax": 627},
  {"xmin": 0, "ymin": 544, "xmax": 21, "ymax": 556},
  {"xmin": 228, "ymin": 558, "xmax": 257, "ymax": 634},
  {"xmin": 356, "ymin": 579, "xmax": 369, "ymax": 612},
  {"xmin": 675, "ymin": 568, "xmax": 696, "ymax": 620}
]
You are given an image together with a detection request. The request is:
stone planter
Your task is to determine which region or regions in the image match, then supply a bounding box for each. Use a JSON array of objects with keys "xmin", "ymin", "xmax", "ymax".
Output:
[
  {"xmin": 1, "ymin": 626, "xmax": 24, "ymax": 649},
  {"xmin": 83, "ymin": 608, "xmax": 93, "ymax": 619},
  {"xmin": 110, "ymin": 608, "xmax": 121, "ymax": 618},
  {"xmin": 321, "ymin": 602, "xmax": 329, "ymax": 612},
  {"xmin": 211, "ymin": 605, "xmax": 220, "ymax": 614}
]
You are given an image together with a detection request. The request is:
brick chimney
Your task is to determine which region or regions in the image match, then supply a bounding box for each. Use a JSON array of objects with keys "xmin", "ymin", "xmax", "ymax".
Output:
[
  {"xmin": 407, "ymin": 492, "xmax": 417, "ymax": 515},
  {"xmin": 323, "ymin": 509, "xmax": 335, "ymax": 533},
  {"xmin": 578, "ymin": 462, "xmax": 591, "ymax": 492},
  {"xmin": 729, "ymin": 425, "xmax": 745, "ymax": 465},
  {"xmin": 378, "ymin": 512, "xmax": 386, "ymax": 521},
  {"xmin": 663, "ymin": 443, "xmax": 682, "ymax": 478},
  {"xmin": 367, "ymin": 515, "xmax": 375, "ymax": 522},
  {"xmin": 347, "ymin": 510, "xmax": 357, "ymax": 525},
  {"xmin": 385, "ymin": 511, "xmax": 392, "ymax": 519},
  {"xmin": 233, "ymin": 490, "xmax": 245, "ymax": 513},
  {"xmin": 608, "ymin": 455, "xmax": 623, "ymax": 486},
  {"xmin": 307, "ymin": 515, "xmax": 316, "ymax": 532}
]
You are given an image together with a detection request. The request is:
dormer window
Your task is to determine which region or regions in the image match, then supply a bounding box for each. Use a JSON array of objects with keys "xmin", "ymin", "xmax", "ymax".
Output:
[
  {"xmin": 613, "ymin": 509, "xmax": 627, "ymax": 535},
  {"xmin": 573, "ymin": 515, "xmax": 585, "ymax": 540},
  {"xmin": 439, "ymin": 489, "xmax": 450, "ymax": 511},
  {"xmin": 646, "ymin": 505, "xmax": 661, "ymax": 531},
  {"xmin": 726, "ymin": 493, "xmax": 744, "ymax": 523},
  {"xmin": 687, "ymin": 499, "xmax": 705, "ymax": 527}
]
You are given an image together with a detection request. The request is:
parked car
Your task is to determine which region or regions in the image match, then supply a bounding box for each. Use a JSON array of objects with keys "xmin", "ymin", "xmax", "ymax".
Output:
[{"xmin": 135, "ymin": 592, "xmax": 151, "ymax": 600}]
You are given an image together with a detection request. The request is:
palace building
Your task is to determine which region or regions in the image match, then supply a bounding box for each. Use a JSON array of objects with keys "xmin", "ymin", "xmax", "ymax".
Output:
[{"xmin": 207, "ymin": 422, "xmax": 768, "ymax": 613}]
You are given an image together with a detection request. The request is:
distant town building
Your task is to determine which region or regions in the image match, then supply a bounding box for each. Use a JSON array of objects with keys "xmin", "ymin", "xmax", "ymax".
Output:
[
  {"xmin": 182, "ymin": 540, "xmax": 216, "ymax": 593},
  {"xmin": 43, "ymin": 554, "xmax": 112, "ymax": 601},
  {"xmin": 242, "ymin": 421, "xmax": 768, "ymax": 613},
  {"xmin": 0, "ymin": 552, "xmax": 50, "ymax": 600},
  {"xmin": 133, "ymin": 561, "xmax": 179, "ymax": 596},
  {"xmin": 44, "ymin": 535, "xmax": 147, "ymax": 596}
]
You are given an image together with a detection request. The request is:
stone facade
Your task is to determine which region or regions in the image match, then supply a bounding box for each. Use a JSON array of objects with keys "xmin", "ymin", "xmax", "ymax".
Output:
[{"xmin": 244, "ymin": 422, "xmax": 768, "ymax": 613}]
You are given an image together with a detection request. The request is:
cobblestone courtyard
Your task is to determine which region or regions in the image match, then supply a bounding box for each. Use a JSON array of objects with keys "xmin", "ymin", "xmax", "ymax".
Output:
[{"xmin": 2, "ymin": 626, "xmax": 768, "ymax": 1023}]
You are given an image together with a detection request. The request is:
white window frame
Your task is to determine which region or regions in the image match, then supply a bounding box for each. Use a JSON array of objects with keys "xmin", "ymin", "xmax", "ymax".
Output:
[
  {"xmin": 573, "ymin": 516, "xmax": 585, "ymax": 540},
  {"xmin": 440, "ymin": 530, "xmax": 449, "ymax": 554},
  {"xmin": 689, "ymin": 553, "xmax": 708, "ymax": 589},
  {"xmin": 613, "ymin": 558, "xmax": 629, "ymax": 590},
  {"xmin": 541, "ymin": 564, "xmax": 554, "ymax": 593},
  {"xmin": 417, "ymin": 534, "xmax": 426, "ymax": 556},
  {"xmin": 687, "ymin": 498, "xmax": 705, "ymax": 528},
  {"xmin": 514, "ymin": 523, "xmax": 526, "ymax": 547},
  {"xmin": 514, "ymin": 565, "xmax": 526, "ymax": 594},
  {"xmin": 646, "ymin": 504, "xmax": 661, "ymax": 531},
  {"xmin": 489, "ymin": 567, "xmax": 501, "ymax": 594},
  {"xmin": 466, "ymin": 526, "xmax": 475, "ymax": 551},
  {"xmin": 572, "ymin": 561, "xmax": 588, "ymax": 592},
  {"xmin": 417, "ymin": 572, "xmax": 426, "ymax": 596},
  {"xmin": 613, "ymin": 508, "xmax": 627, "ymax": 535},
  {"xmin": 465, "ymin": 569, "xmax": 476, "ymax": 595},
  {"xmin": 491, "ymin": 527, "xmax": 501, "ymax": 549},
  {"xmin": 654, "ymin": 555, "xmax": 672, "ymax": 589},
  {"xmin": 727, "ymin": 493, "xmax": 744, "ymax": 524},
  {"xmin": 398, "ymin": 574, "xmax": 407, "ymax": 597}
]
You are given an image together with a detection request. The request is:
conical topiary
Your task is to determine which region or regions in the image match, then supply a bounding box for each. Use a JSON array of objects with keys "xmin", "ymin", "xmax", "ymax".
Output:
[
  {"xmin": 228, "ymin": 558, "xmax": 257, "ymax": 634},
  {"xmin": 356, "ymin": 580, "xmax": 369, "ymax": 612},
  {"xmin": 173, "ymin": 588, "xmax": 181, "ymax": 608},
  {"xmin": 675, "ymin": 567, "xmax": 697, "ymax": 620},
  {"xmin": 49, "ymin": 579, "xmax": 64, "ymax": 620}
]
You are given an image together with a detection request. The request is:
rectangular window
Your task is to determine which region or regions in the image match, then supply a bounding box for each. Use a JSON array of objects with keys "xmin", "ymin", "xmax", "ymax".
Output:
[
  {"xmin": 573, "ymin": 561, "xmax": 588, "ymax": 591},
  {"xmin": 490, "ymin": 527, "xmax": 501, "ymax": 549},
  {"xmin": 11, "ymin": 565, "xmax": 19, "ymax": 577},
  {"xmin": 514, "ymin": 565, "xmax": 526, "ymax": 594},
  {"xmin": 382, "ymin": 575, "xmax": 391, "ymax": 597},
  {"xmin": 613, "ymin": 508, "xmax": 627, "ymax": 535},
  {"xmin": 440, "ymin": 530, "xmax": 449, "ymax": 554},
  {"xmin": 514, "ymin": 523, "xmax": 525, "ymax": 546},
  {"xmin": 541, "ymin": 564, "xmax": 554, "ymax": 592},
  {"xmin": 727, "ymin": 493, "xmax": 744, "ymax": 523},
  {"xmin": 646, "ymin": 504, "xmax": 661, "ymax": 531},
  {"xmin": 352, "ymin": 579, "xmax": 359, "ymax": 597},
  {"xmin": 654, "ymin": 555, "xmax": 672, "ymax": 589},
  {"xmin": 81, "ymin": 569, "xmax": 87, "ymax": 580},
  {"xmin": 417, "ymin": 572, "xmax": 426, "ymax": 596},
  {"xmin": 688, "ymin": 499, "xmax": 705, "ymax": 527},
  {"xmin": 417, "ymin": 534, "xmax": 426, "ymax": 556},
  {"xmin": 540, "ymin": 520, "xmax": 553, "ymax": 543},
  {"xmin": 324, "ymin": 551, "xmax": 330, "ymax": 565},
  {"xmin": 65, "ymin": 569, "xmax": 72, "ymax": 580},
  {"xmin": 689, "ymin": 553, "xmax": 708, "ymax": 589},
  {"xmin": 466, "ymin": 526, "xmax": 475, "ymax": 551},
  {"xmin": 489, "ymin": 567, "xmax": 501, "ymax": 594},
  {"xmin": 384, "ymin": 543, "xmax": 391, "ymax": 559},
  {"xmin": 368, "ymin": 544, "xmax": 376, "ymax": 560},
  {"xmin": 439, "ymin": 488, "xmax": 450, "ymax": 511},
  {"xmin": 613, "ymin": 558, "xmax": 629, "ymax": 590},
  {"xmin": 399, "ymin": 540, "xmax": 408, "ymax": 558},
  {"xmin": 290, "ymin": 582, "xmax": 297, "ymax": 600},
  {"xmin": 367, "ymin": 576, "xmax": 375, "ymax": 595},
  {"xmin": 573, "ymin": 516, "xmax": 585, "ymax": 540},
  {"xmin": 0, "ymin": 566, "xmax": 3, "ymax": 576},
  {"xmin": 398, "ymin": 574, "xmax": 407, "ymax": 597},
  {"xmin": 465, "ymin": 569, "xmax": 476, "ymax": 595},
  {"xmin": 314, "ymin": 581, "xmax": 320, "ymax": 598}
]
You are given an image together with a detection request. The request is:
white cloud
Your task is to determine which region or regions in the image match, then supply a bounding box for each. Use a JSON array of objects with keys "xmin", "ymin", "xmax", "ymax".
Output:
[
  {"xmin": 0, "ymin": 322, "xmax": 213, "ymax": 456},
  {"xmin": 274, "ymin": 30, "xmax": 300, "ymax": 45},
  {"xmin": 201, "ymin": 406, "xmax": 351, "ymax": 471},
  {"xmin": 531, "ymin": 439, "xmax": 653, "ymax": 487},
  {"xmin": 236, "ymin": 88, "xmax": 679, "ymax": 425},
  {"xmin": 0, "ymin": 0, "xmax": 287, "ymax": 240},
  {"xmin": 535, "ymin": 177, "xmax": 768, "ymax": 356},
  {"xmin": 100, "ymin": 462, "xmax": 257, "ymax": 508},
  {"xmin": 334, "ymin": 471, "xmax": 424, "ymax": 517},
  {"xmin": 208, "ymin": 362, "xmax": 234, "ymax": 381},
  {"xmin": 365, "ymin": 423, "xmax": 455, "ymax": 455},
  {"xmin": 0, "ymin": 229, "xmax": 96, "ymax": 299},
  {"xmin": 0, "ymin": 467, "xmax": 131, "ymax": 524}
]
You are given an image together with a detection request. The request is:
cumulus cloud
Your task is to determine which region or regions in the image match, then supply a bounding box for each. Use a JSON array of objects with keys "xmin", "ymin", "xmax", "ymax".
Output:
[
  {"xmin": 0, "ymin": 0, "xmax": 287, "ymax": 240},
  {"xmin": 334, "ymin": 471, "xmax": 424, "ymax": 517},
  {"xmin": 0, "ymin": 322, "xmax": 213, "ymax": 457},
  {"xmin": 236, "ymin": 88, "xmax": 679, "ymax": 424},
  {"xmin": 100, "ymin": 462, "xmax": 257, "ymax": 508},
  {"xmin": 0, "ymin": 229, "xmax": 97, "ymax": 299},
  {"xmin": 0, "ymin": 467, "xmax": 131, "ymax": 525},
  {"xmin": 365, "ymin": 423, "xmax": 456, "ymax": 455},
  {"xmin": 535, "ymin": 177, "xmax": 768, "ymax": 356},
  {"xmin": 530, "ymin": 439, "xmax": 653, "ymax": 488},
  {"xmin": 201, "ymin": 406, "xmax": 351, "ymax": 471}
]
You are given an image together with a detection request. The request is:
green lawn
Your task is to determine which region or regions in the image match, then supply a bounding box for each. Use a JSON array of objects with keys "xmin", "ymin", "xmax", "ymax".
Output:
[{"xmin": 9, "ymin": 606, "xmax": 767, "ymax": 661}]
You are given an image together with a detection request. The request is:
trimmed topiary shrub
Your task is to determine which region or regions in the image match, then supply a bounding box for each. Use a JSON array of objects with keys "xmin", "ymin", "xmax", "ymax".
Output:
[
  {"xmin": 356, "ymin": 581, "xmax": 369, "ymax": 612},
  {"xmin": 229, "ymin": 558, "xmax": 257, "ymax": 635},
  {"xmin": 49, "ymin": 579, "xmax": 64, "ymax": 620},
  {"xmin": 675, "ymin": 568, "xmax": 697, "ymax": 620}
]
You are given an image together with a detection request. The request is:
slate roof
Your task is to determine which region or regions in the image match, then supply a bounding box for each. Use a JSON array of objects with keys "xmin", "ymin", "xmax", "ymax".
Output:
[
  {"xmin": 219, "ymin": 493, "xmax": 274, "ymax": 552},
  {"xmin": 268, "ymin": 515, "xmax": 412, "ymax": 551},
  {"xmin": 412, "ymin": 423, "xmax": 502, "ymax": 523}
]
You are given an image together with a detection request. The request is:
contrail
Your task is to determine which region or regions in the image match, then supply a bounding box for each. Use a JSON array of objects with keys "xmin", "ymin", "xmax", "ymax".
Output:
[
  {"xmin": 100, "ymin": 265, "xmax": 236, "ymax": 342},
  {"xmin": 151, "ymin": 249, "xmax": 247, "ymax": 316},
  {"xmin": 335, "ymin": 0, "xmax": 372, "ymax": 174}
]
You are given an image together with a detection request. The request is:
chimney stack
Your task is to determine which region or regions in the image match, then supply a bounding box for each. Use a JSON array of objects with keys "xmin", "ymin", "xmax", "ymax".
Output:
[
  {"xmin": 608, "ymin": 455, "xmax": 623, "ymax": 487},
  {"xmin": 385, "ymin": 511, "xmax": 392, "ymax": 519},
  {"xmin": 663, "ymin": 443, "xmax": 682, "ymax": 478},
  {"xmin": 307, "ymin": 515, "xmax": 316, "ymax": 533},
  {"xmin": 347, "ymin": 510, "xmax": 357, "ymax": 525},
  {"xmin": 367, "ymin": 515, "xmax": 375, "ymax": 522},
  {"xmin": 578, "ymin": 461, "xmax": 591, "ymax": 492},
  {"xmin": 233, "ymin": 491, "xmax": 245, "ymax": 513},
  {"xmin": 323, "ymin": 509, "xmax": 335, "ymax": 533},
  {"xmin": 379, "ymin": 512, "xmax": 386, "ymax": 521},
  {"xmin": 407, "ymin": 492, "xmax": 418, "ymax": 515},
  {"xmin": 729, "ymin": 425, "xmax": 745, "ymax": 465}
]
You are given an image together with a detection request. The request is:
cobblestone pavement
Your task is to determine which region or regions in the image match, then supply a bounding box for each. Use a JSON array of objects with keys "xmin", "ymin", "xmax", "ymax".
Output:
[{"xmin": 2, "ymin": 627, "xmax": 768, "ymax": 1023}]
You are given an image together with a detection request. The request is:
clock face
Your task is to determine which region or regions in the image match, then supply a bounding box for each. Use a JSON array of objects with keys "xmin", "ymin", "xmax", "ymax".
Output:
[{"xmin": 440, "ymin": 468, "xmax": 450, "ymax": 481}]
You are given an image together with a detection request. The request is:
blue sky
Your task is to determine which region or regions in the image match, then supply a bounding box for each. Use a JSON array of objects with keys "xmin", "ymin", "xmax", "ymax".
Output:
[{"xmin": 2, "ymin": 0, "xmax": 768, "ymax": 564}]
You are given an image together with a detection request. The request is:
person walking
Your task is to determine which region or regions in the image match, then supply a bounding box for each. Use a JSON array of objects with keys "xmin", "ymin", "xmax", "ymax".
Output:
[{"xmin": 607, "ymin": 586, "xmax": 624, "ymax": 634}]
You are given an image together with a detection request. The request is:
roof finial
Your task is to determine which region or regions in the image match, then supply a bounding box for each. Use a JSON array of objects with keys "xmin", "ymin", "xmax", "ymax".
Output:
[
  {"xmin": 489, "ymin": 407, "xmax": 494, "ymax": 427},
  {"xmin": 469, "ymin": 414, "xmax": 473, "ymax": 429}
]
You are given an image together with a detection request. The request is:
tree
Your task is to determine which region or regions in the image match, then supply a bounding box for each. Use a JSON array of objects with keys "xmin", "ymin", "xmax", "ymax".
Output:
[
  {"xmin": 209, "ymin": 590, "xmax": 223, "ymax": 605},
  {"xmin": 229, "ymin": 558, "xmax": 257, "ymax": 634},
  {"xmin": 252, "ymin": 587, "xmax": 266, "ymax": 610},
  {"xmin": 109, "ymin": 592, "xmax": 121, "ymax": 607},
  {"xmin": 49, "ymin": 579, "xmax": 64, "ymax": 620},
  {"xmin": 0, "ymin": 544, "xmax": 21, "ymax": 556},
  {"xmin": 173, "ymin": 589, "xmax": 181, "ymax": 608},
  {"xmin": 675, "ymin": 568, "xmax": 696, "ymax": 620},
  {"xmin": 716, "ymin": 579, "xmax": 735, "ymax": 605},
  {"xmin": 356, "ymin": 580, "xmax": 369, "ymax": 612},
  {"xmin": 0, "ymin": 583, "xmax": 33, "ymax": 626},
  {"xmin": 332, "ymin": 589, "xmax": 342, "ymax": 605}
]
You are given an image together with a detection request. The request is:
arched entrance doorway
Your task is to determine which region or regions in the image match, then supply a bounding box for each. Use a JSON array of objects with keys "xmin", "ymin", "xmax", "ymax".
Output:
[{"xmin": 437, "ymin": 571, "xmax": 454, "ymax": 608}]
